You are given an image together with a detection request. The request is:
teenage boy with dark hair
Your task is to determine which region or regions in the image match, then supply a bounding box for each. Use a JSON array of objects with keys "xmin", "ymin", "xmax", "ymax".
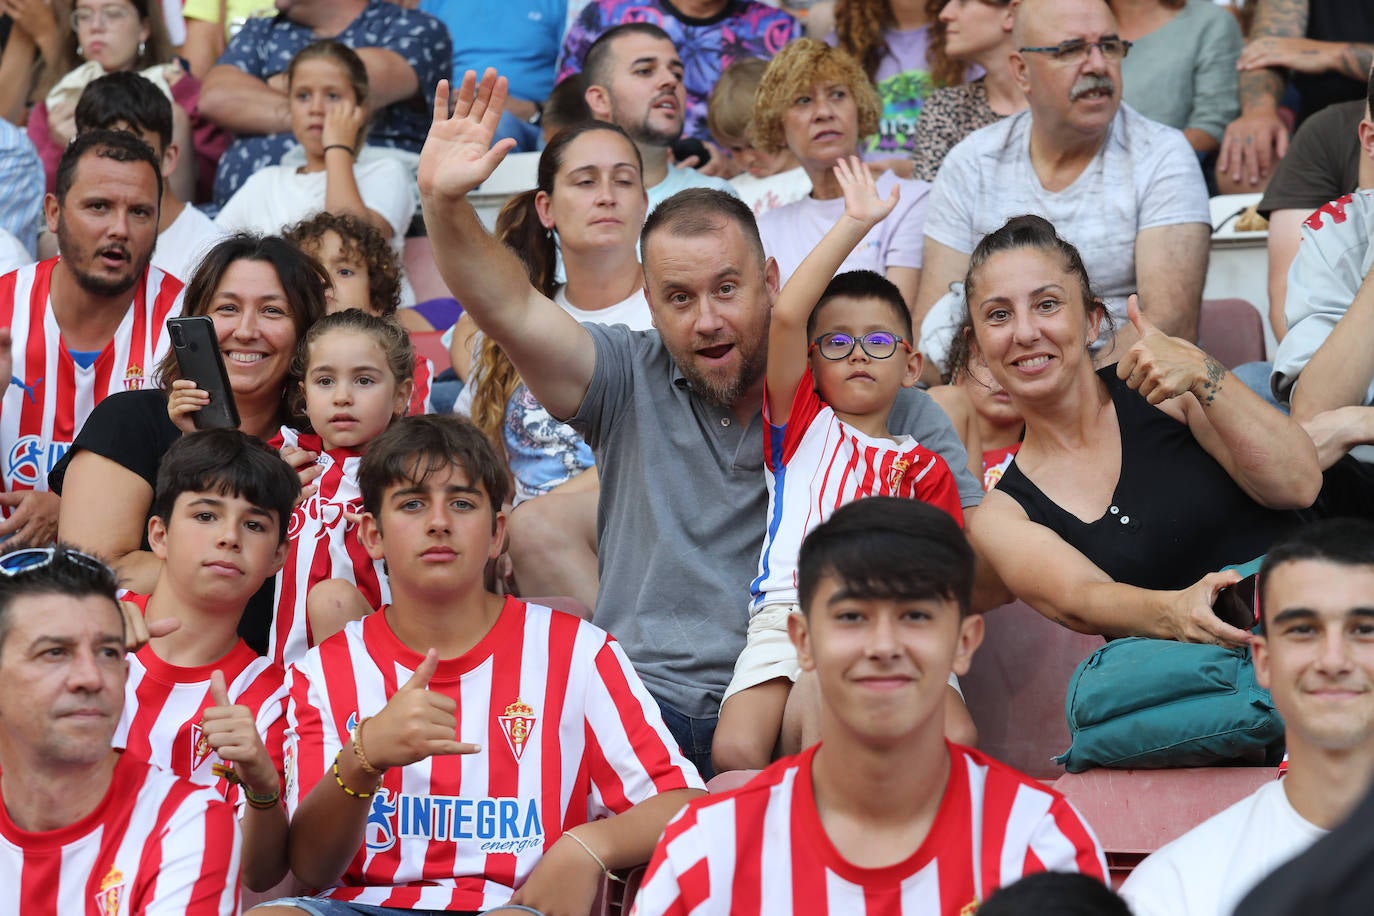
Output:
[
  {"xmin": 1123, "ymin": 517, "xmax": 1374, "ymax": 916},
  {"xmin": 0, "ymin": 544, "xmax": 240, "ymax": 914},
  {"xmin": 74, "ymin": 71, "xmax": 225, "ymax": 283},
  {"xmin": 634, "ymin": 498, "xmax": 1107, "ymax": 915},
  {"xmin": 258, "ymin": 414, "xmax": 703, "ymax": 916},
  {"xmin": 117, "ymin": 428, "xmax": 299, "ymax": 892}
]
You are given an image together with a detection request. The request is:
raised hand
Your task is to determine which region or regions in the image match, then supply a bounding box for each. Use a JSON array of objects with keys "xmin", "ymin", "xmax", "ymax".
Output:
[
  {"xmin": 1117, "ymin": 295, "xmax": 1224, "ymax": 406},
  {"xmin": 202, "ymin": 670, "xmax": 280, "ymax": 796},
  {"xmin": 365, "ymin": 649, "xmax": 481, "ymax": 770},
  {"xmin": 834, "ymin": 155, "xmax": 899, "ymax": 230},
  {"xmin": 417, "ymin": 70, "xmax": 519, "ymax": 204}
]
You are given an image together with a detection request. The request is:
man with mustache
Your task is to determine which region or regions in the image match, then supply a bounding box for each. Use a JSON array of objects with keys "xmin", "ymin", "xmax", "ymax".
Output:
[
  {"xmin": 1122, "ymin": 518, "xmax": 1374, "ymax": 916},
  {"xmin": 912, "ymin": 0, "xmax": 1211, "ymax": 377},
  {"xmin": 0, "ymin": 130, "xmax": 183, "ymax": 548},
  {"xmin": 417, "ymin": 69, "xmax": 984, "ymax": 779},
  {"xmin": 582, "ymin": 23, "xmax": 738, "ymax": 213}
]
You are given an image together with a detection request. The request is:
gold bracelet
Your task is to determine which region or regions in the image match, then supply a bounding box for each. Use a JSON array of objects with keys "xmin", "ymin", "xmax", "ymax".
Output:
[
  {"xmin": 332, "ymin": 750, "xmax": 380, "ymax": 799},
  {"xmin": 352, "ymin": 716, "xmax": 383, "ymax": 776},
  {"xmin": 563, "ymin": 829, "xmax": 625, "ymax": 883}
]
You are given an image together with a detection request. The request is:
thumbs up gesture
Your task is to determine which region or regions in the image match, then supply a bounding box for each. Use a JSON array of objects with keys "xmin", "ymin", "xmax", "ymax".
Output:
[
  {"xmin": 365, "ymin": 649, "xmax": 481, "ymax": 771},
  {"xmin": 1116, "ymin": 295, "xmax": 1221, "ymax": 406},
  {"xmin": 202, "ymin": 670, "xmax": 279, "ymax": 798}
]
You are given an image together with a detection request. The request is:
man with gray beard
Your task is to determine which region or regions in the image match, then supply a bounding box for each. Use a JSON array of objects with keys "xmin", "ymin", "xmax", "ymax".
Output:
[{"xmin": 911, "ymin": 0, "xmax": 1211, "ymax": 377}]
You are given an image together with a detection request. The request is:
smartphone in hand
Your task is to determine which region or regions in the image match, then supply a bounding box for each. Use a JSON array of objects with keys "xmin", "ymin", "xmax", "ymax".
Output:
[{"xmin": 167, "ymin": 316, "xmax": 239, "ymax": 430}]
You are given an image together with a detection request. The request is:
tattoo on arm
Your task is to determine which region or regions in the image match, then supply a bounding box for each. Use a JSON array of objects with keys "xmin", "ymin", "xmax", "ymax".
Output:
[
  {"xmin": 1253, "ymin": 0, "xmax": 1307, "ymax": 40},
  {"xmin": 1337, "ymin": 45, "xmax": 1374, "ymax": 81},
  {"xmin": 1238, "ymin": 69, "xmax": 1285, "ymax": 112},
  {"xmin": 1199, "ymin": 355, "xmax": 1225, "ymax": 407}
]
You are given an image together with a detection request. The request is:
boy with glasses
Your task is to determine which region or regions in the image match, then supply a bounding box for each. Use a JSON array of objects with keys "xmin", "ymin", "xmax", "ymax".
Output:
[{"xmin": 711, "ymin": 158, "xmax": 964, "ymax": 774}]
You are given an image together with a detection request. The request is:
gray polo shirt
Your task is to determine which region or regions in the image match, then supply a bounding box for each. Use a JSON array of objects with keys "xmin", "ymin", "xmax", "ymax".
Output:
[{"xmin": 572, "ymin": 323, "xmax": 984, "ymax": 719}]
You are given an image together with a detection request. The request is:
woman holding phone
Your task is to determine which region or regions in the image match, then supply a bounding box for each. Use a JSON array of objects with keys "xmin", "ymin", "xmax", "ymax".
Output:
[{"xmin": 49, "ymin": 234, "xmax": 328, "ymax": 648}]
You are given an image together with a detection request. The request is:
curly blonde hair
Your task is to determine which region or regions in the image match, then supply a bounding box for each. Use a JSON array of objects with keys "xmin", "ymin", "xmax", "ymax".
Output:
[{"xmin": 750, "ymin": 39, "xmax": 882, "ymax": 156}]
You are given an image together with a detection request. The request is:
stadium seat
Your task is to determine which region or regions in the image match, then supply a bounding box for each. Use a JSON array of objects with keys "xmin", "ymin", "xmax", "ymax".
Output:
[
  {"xmin": 1056, "ymin": 766, "xmax": 1279, "ymax": 884},
  {"xmin": 408, "ymin": 330, "xmax": 451, "ymax": 374},
  {"xmin": 591, "ymin": 864, "xmax": 648, "ymax": 915},
  {"xmin": 1198, "ymin": 298, "xmax": 1266, "ymax": 370},
  {"xmin": 960, "ymin": 600, "xmax": 1101, "ymax": 779}
]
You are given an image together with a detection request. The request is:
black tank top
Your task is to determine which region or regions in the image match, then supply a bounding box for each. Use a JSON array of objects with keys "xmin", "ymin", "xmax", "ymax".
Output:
[{"xmin": 996, "ymin": 368, "xmax": 1302, "ymax": 591}]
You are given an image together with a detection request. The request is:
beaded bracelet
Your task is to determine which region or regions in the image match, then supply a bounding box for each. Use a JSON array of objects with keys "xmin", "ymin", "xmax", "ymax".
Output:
[
  {"xmin": 563, "ymin": 829, "xmax": 625, "ymax": 883},
  {"xmin": 332, "ymin": 750, "xmax": 380, "ymax": 799},
  {"xmin": 352, "ymin": 716, "xmax": 383, "ymax": 776},
  {"xmin": 323, "ymin": 144, "xmax": 355, "ymax": 157}
]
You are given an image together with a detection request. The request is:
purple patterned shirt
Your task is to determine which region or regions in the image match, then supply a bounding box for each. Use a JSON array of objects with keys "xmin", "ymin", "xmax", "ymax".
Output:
[{"xmin": 557, "ymin": 0, "xmax": 800, "ymax": 141}]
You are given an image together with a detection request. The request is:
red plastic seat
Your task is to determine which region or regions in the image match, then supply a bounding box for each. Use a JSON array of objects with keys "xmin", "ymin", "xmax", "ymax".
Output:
[
  {"xmin": 1198, "ymin": 297, "xmax": 1266, "ymax": 369},
  {"xmin": 1056, "ymin": 766, "xmax": 1278, "ymax": 884},
  {"xmin": 960, "ymin": 600, "xmax": 1101, "ymax": 779},
  {"xmin": 408, "ymin": 330, "xmax": 450, "ymax": 374}
]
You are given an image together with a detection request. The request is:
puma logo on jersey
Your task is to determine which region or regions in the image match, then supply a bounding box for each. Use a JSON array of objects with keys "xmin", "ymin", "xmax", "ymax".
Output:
[{"xmin": 10, "ymin": 375, "xmax": 41, "ymax": 404}]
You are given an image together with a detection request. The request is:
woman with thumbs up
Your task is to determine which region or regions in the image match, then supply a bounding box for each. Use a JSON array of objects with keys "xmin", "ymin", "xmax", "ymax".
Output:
[{"xmin": 960, "ymin": 215, "xmax": 1322, "ymax": 646}]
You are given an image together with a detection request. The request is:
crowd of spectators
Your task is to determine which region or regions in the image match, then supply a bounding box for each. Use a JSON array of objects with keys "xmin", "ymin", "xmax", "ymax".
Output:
[{"xmin": 5, "ymin": 0, "xmax": 1374, "ymax": 912}]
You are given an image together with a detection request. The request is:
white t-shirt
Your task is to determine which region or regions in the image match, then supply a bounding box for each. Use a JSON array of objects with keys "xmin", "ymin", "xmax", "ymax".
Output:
[
  {"xmin": 0, "ymin": 228, "xmax": 32, "ymax": 276},
  {"xmin": 214, "ymin": 152, "xmax": 416, "ymax": 255},
  {"xmin": 729, "ymin": 167, "xmax": 812, "ymax": 217},
  {"xmin": 647, "ymin": 162, "xmax": 739, "ymax": 214},
  {"xmin": 553, "ymin": 284, "xmax": 653, "ymax": 330},
  {"xmin": 757, "ymin": 171, "xmax": 931, "ymax": 286},
  {"xmin": 923, "ymin": 104, "xmax": 1210, "ymax": 328},
  {"xmin": 1120, "ymin": 780, "xmax": 1326, "ymax": 916},
  {"xmin": 153, "ymin": 203, "xmax": 227, "ymax": 284}
]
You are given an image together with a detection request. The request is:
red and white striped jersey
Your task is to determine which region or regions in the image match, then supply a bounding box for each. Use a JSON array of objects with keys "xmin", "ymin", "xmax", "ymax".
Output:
[
  {"xmin": 114, "ymin": 594, "xmax": 288, "ymax": 813},
  {"xmin": 634, "ymin": 743, "xmax": 1108, "ymax": 916},
  {"xmin": 284, "ymin": 598, "xmax": 705, "ymax": 911},
  {"xmin": 409, "ymin": 356, "xmax": 434, "ymax": 416},
  {"xmin": 0, "ymin": 258, "xmax": 183, "ymax": 497},
  {"xmin": 751, "ymin": 374, "xmax": 964, "ymax": 609},
  {"xmin": 271, "ymin": 429, "xmax": 389, "ymax": 668},
  {"xmin": 0, "ymin": 752, "xmax": 241, "ymax": 915}
]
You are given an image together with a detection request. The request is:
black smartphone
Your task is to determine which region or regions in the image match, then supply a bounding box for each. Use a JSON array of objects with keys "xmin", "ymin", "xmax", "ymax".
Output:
[
  {"xmin": 1212, "ymin": 573, "xmax": 1259, "ymax": 631},
  {"xmin": 167, "ymin": 316, "xmax": 239, "ymax": 430},
  {"xmin": 671, "ymin": 137, "xmax": 711, "ymax": 168}
]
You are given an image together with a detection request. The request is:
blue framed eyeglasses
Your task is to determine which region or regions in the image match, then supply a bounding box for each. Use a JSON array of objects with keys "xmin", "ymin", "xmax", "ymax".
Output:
[
  {"xmin": 1018, "ymin": 38, "xmax": 1132, "ymax": 63},
  {"xmin": 809, "ymin": 331, "xmax": 912, "ymax": 361}
]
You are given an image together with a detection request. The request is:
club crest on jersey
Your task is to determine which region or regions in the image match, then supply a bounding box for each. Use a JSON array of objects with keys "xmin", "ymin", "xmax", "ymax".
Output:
[
  {"xmin": 887, "ymin": 457, "xmax": 911, "ymax": 490},
  {"xmin": 499, "ymin": 698, "xmax": 537, "ymax": 761},
  {"xmin": 123, "ymin": 364, "xmax": 146, "ymax": 391},
  {"xmin": 190, "ymin": 722, "xmax": 215, "ymax": 771},
  {"xmin": 959, "ymin": 899, "xmax": 979, "ymax": 916},
  {"xmin": 94, "ymin": 866, "xmax": 126, "ymax": 916}
]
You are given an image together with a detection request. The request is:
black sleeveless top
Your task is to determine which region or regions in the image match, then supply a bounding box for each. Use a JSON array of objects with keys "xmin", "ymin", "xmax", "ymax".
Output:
[{"xmin": 995, "ymin": 367, "xmax": 1302, "ymax": 591}]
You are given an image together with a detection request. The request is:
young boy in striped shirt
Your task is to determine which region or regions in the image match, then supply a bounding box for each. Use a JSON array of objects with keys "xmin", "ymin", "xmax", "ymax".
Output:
[
  {"xmin": 713, "ymin": 158, "xmax": 965, "ymax": 773},
  {"xmin": 266, "ymin": 415, "xmax": 705, "ymax": 915},
  {"xmin": 116, "ymin": 428, "xmax": 300, "ymax": 893},
  {"xmin": 636, "ymin": 498, "xmax": 1108, "ymax": 916}
]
